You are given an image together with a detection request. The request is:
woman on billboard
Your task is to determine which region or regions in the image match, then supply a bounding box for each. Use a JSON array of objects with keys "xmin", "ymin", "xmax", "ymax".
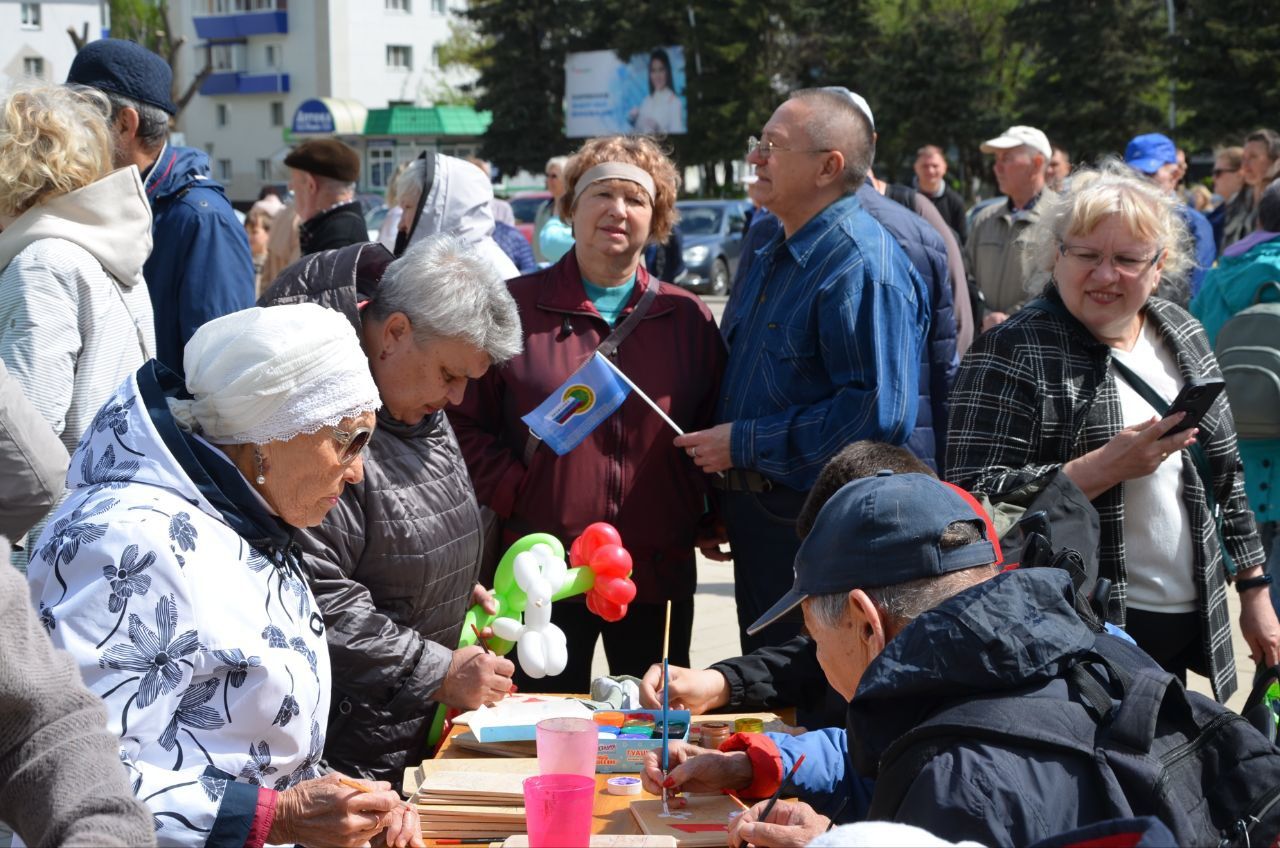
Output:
[{"xmin": 629, "ymin": 49, "xmax": 685, "ymax": 135}]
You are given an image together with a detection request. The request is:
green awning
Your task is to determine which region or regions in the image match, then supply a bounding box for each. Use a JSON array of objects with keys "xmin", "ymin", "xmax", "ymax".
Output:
[{"xmin": 363, "ymin": 105, "xmax": 492, "ymax": 137}]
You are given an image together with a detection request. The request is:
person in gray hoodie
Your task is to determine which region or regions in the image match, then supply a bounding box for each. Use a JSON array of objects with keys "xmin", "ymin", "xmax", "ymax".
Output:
[
  {"xmin": 0, "ymin": 84, "xmax": 155, "ymax": 567},
  {"xmin": 0, "ymin": 539, "xmax": 156, "ymax": 847}
]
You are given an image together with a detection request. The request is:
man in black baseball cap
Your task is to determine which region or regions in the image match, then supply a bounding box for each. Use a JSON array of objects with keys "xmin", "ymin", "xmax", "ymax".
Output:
[
  {"xmin": 284, "ymin": 139, "xmax": 368, "ymax": 255},
  {"xmin": 66, "ymin": 38, "xmax": 254, "ymax": 374},
  {"xmin": 639, "ymin": 471, "xmax": 1154, "ymax": 845}
]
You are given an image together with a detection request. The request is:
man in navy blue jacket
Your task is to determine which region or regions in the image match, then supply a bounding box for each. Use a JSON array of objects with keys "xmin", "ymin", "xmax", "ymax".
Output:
[{"xmin": 68, "ymin": 39, "xmax": 255, "ymax": 373}]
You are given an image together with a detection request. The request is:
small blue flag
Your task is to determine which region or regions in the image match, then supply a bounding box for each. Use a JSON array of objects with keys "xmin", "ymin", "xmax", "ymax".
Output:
[{"xmin": 521, "ymin": 351, "xmax": 632, "ymax": 455}]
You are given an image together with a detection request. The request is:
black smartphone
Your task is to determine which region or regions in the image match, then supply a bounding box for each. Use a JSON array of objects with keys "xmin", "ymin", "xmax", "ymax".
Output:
[{"xmin": 1164, "ymin": 379, "xmax": 1226, "ymax": 434}]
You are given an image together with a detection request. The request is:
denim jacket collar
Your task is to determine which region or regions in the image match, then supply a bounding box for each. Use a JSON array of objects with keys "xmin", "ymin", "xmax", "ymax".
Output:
[{"xmin": 782, "ymin": 193, "xmax": 862, "ymax": 268}]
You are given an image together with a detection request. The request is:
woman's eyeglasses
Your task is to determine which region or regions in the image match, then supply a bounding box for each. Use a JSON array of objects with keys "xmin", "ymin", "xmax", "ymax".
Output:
[
  {"xmin": 1058, "ymin": 243, "xmax": 1161, "ymax": 276},
  {"xmin": 1213, "ymin": 167, "xmax": 1239, "ymax": 177},
  {"xmin": 331, "ymin": 426, "xmax": 373, "ymax": 465}
]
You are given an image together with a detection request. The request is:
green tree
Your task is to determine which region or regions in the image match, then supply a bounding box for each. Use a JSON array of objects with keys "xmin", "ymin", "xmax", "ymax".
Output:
[
  {"xmin": 1175, "ymin": 0, "xmax": 1280, "ymax": 150},
  {"xmin": 1006, "ymin": 0, "xmax": 1166, "ymax": 164}
]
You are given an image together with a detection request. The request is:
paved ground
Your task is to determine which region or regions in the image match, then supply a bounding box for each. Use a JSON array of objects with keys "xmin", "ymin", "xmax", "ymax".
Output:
[{"xmin": 591, "ymin": 292, "xmax": 1252, "ymax": 711}]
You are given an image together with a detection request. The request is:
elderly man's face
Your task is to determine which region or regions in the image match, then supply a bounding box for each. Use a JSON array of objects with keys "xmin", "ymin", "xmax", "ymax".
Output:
[
  {"xmin": 802, "ymin": 594, "xmax": 881, "ymax": 701},
  {"xmin": 914, "ymin": 152, "xmax": 946, "ymax": 193},
  {"xmin": 289, "ymin": 169, "xmax": 318, "ymax": 220},
  {"xmin": 993, "ymin": 145, "xmax": 1044, "ymax": 200},
  {"xmin": 747, "ymin": 99, "xmax": 828, "ymax": 223}
]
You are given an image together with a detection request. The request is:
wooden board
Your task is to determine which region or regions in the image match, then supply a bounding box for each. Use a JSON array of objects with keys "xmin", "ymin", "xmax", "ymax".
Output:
[
  {"xmin": 404, "ymin": 757, "xmax": 539, "ymax": 797},
  {"xmin": 629, "ymin": 795, "xmax": 746, "ymax": 848}
]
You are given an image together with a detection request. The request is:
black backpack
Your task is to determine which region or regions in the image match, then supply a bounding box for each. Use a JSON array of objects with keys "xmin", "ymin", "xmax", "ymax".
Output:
[{"xmin": 868, "ymin": 633, "xmax": 1280, "ymax": 847}]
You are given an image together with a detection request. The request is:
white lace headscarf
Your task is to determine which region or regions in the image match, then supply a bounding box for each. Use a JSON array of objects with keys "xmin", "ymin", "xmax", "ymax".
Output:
[{"xmin": 168, "ymin": 303, "xmax": 381, "ymax": 445}]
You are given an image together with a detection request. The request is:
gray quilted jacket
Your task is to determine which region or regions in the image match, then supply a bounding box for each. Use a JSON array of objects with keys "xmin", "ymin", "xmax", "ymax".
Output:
[{"xmin": 260, "ymin": 243, "xmax": 484, "ymax": 782}]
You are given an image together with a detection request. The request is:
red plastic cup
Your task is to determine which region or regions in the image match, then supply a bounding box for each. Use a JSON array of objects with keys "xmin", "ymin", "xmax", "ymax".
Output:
[
  {"xmin": 523, "ymin": 773, "xmax": 595, "ymax": 847},
  {"xmin": 536, "ymin": 716, "xmax": 598, "ymax": 777}
]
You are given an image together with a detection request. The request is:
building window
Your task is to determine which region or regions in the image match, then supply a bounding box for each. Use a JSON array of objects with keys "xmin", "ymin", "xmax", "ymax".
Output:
[
  {"xmin": 22, "ymin": 57, "xmax": 44, "ymax": 78},
  {"xmin": 385, "ymin": 0, "xmax": 410, "ymax": 10},
  {"xmin": 210, "ymin": 43, "xmax": 240, "ymax": 71},
  {"xmin": 430, "ymin": 45, "xmax": 441, "ymax": 68},
  {"xmin": 217, "ymin": 159, "xmax": 233, "ymax": 181},
  {"xmin": 257, "ymin": 159, "xmax": 272, "ymax": 181},
  {"xmin": 20, "ymin": 3, "xmax": 41, "ymax": 28},
  {"xmin": 265, "ymin": 43, "xmax": 282, "ymax": 67},
  {"xmin": 431, "ymin": 0, "xmax": 445, "ymax": 13},
  {"xmin": 270, "ymin": 101, "xmax": 284, "ymax": 127},
  {"xmin": 216, "ymin": 104, "xmax": 229, "ymax": 127},
  {"xmin": 386, "ymin": 45, "xmax": 412, "ymax": 70},
  {"xmin": 369, "ymin": 147, "xmax": 395, "ymax": 189}
]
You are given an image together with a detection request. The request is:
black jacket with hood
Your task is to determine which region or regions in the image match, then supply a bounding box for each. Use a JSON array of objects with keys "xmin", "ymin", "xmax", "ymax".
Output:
[{"xmin": 259, "ymin": 242, "xmax": 484, "ymax": 782}]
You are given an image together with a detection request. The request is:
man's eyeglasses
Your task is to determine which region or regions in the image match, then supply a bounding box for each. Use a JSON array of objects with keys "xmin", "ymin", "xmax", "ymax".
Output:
[
  {"xmin": 746, "ymin": 136, "xmax": 830, "ymax": 159},
  {"xmin": 1058, "ymin": 243, "xmax": 1161, "ymax": 276},
  {"xmin": 332, "ymin": 425, "xmax": 373, "ymax": 465},
  {"xmin": 1213, "ymin": 167, "xmax": 1239, "ymax": 177}
]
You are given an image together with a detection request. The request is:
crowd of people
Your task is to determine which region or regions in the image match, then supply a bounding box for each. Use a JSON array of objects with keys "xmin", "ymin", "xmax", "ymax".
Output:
[{"xmin": 3, "ymin": 34, "xmax": 1280, "ymax": 848}]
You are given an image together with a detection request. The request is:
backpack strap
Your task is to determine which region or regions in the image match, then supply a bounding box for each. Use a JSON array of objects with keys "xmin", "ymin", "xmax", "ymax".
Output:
[
  {"xmin": 1253, "ymin": 280, "xmax": 1280, "ymax": 306},
  {"xmin": 521, "ymin": 276, "xmax": 661, "ymax": 464}
]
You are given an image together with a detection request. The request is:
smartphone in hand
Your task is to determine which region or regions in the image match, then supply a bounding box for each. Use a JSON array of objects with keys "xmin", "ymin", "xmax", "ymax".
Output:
[{"xmin": 1164, "ymin": 379, "xmax": 1225, "ymax": 435}]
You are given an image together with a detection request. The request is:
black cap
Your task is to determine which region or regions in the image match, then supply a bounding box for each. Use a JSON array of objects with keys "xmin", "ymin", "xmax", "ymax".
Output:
[{"xmin": 66, "ymin": 39, "xmax": 177, "ymax": 115}]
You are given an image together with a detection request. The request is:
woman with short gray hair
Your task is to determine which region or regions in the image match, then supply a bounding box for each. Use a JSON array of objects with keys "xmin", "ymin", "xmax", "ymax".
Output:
[{"xmin": 258, "ymin": 234, "xmax": 523, "ymax": 784}]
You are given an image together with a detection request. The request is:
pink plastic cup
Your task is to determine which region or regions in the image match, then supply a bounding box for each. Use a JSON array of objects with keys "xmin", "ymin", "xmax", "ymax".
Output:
[
  {"xmin": 523, "ymin": 773, "xmax": 595, "ymax": 847},
  {"xmin": 536, "ymin": 716, "xmax": 598, "ymax": 777}
]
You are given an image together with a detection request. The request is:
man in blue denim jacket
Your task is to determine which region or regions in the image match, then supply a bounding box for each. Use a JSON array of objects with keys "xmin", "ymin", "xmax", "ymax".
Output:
[{"xmin": 676, "ymin": 88, "xmax": 930, "ymax": 651}]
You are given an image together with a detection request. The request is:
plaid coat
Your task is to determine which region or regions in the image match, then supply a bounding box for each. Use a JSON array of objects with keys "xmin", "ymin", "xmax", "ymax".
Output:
[{"xmin": 947, "ymin": 284, "xmax": 1263, "ymax": 702}]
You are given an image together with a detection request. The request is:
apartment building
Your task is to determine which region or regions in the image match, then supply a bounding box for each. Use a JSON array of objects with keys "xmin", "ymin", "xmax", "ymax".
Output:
[
  {"xmin": 0, "ymin": 1, "xmax": 105, "ymax": 88},
  {"xmin": 172, "ymin": 0, "xmax": 482, "ymax": 204}
]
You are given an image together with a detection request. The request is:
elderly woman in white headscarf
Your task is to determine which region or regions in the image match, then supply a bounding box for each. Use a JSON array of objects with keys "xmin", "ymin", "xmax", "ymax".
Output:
[{"xmin": 26, "ymin": 304, "xmax": 422, "ymax": 848}]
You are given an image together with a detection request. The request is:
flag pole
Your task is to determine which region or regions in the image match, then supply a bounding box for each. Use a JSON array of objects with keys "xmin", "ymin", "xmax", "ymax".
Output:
[{"xmin": 596, "ymin": 352, "xmax": 684, "ymax": 436}]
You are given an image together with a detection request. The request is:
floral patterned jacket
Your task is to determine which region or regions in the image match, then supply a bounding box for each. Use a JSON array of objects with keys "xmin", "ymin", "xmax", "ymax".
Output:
[{"xmin": 26, "ymin": 362, "xmax": 330, "ymax": 847}]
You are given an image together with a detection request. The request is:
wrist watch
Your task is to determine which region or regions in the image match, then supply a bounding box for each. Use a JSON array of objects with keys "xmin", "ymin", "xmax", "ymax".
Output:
[{"xmin": 1235, "ymin": 573, "xmax": 1274, "ymax": 594}]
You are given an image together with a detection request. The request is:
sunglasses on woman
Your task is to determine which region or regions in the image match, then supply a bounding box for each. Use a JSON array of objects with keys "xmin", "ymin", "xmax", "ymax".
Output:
[{"xmin": 331, "ymin": 425, "xmax": 373, "ymax": 465}]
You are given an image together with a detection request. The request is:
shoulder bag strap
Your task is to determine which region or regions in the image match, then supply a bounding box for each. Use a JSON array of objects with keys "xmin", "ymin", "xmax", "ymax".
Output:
[
  {"xmin": 1109, "ymin": 357, "xmax": 1236, "ymax": 575},
  {"xmin": 521, "ymin": 275, "xmax": 661, "ymax": 465}
]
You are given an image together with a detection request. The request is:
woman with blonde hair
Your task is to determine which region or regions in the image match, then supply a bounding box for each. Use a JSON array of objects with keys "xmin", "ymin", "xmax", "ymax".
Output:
[
  {"xmin": 450, "ymin": 135, "xmax": 727, "ymax": 691},
  {"xmin": 0, "ymin": 83, "xmax": 156, "ymax": 562},
  {"xmin": 948, "ymin": 163, "xmax": 1280, "ymax": 701}
]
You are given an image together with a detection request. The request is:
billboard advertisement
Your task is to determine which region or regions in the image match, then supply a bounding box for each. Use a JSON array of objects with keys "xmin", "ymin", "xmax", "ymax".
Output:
[{"xmin": 564, "ymin": 47, "xmax": 687, "ymax": 138}]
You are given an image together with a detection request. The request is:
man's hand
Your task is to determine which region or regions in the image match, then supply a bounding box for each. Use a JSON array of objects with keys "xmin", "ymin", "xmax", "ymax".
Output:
[
  {"xmin": 639, "ymin": 663, "xmax": 731, "ymax": 714},
  {"xmin": 432, "ymin": 645, "xmax": 515, "ymax": 710},
  {"xmin": 639, "ymin": 741, "xmax": 753, "ymax": 801},
  {"xmin": 471, "ymin": 583, "xmax": 498, "ymax": 615},
  {"xmin": 1239, "ymin": 578, "xmax": 1280, "ymax": 667},
  {"xmin": 729, "ymin": 799, "xmax": 830, "ymax": 848},
  {"xmin": 675, "ymin": 425, "xmax": 734, "ymax": 475},
  {"xmin": 696, "ymin": 520, "xmax": 733, "ymax": 562}
]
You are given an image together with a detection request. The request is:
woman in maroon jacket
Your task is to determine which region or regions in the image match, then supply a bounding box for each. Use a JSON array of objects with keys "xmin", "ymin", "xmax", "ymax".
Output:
[{"xmin": 449, "ymin": 135, "xmax": 727, "ymax": 691}]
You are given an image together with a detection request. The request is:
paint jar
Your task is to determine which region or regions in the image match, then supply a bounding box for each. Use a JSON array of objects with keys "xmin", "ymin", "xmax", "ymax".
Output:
[
  {"xmin": 593, "ymin": 711, "xmax": 625, "ymax": 727},
  {"xmin": 734, "ymin": 717, "xmax": 764, "ymax": 734},
  {"xmin": 700, "ymin": 721, "xmax": 731, "ymax": 749}
]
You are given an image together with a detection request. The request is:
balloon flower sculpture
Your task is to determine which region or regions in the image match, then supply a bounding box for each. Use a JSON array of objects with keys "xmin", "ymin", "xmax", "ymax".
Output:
[{"xmin": 459, "ymin": 522, "xmax": 637, "ymax": 679}]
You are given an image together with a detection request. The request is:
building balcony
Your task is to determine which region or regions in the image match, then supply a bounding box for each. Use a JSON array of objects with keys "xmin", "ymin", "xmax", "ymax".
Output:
[
  {"xmin": 201, "ymin": 71, "xmax": 290, "ymax": 96},
  {"xmin": 193, "ymin": 11, "xmax": 288, "ymax": 39}
]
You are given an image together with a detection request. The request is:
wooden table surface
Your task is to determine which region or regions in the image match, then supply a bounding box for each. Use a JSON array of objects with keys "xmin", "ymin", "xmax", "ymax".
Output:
[{"xmin": 418, "ymin": 708, "xmax": 785, "ymax": 845}]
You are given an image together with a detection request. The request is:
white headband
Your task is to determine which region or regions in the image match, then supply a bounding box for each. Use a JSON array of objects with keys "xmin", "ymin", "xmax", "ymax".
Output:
[
  {"xmin": 572, "ymin": 162, "xmax": 656, "ymax": 204},
  {"xmin": 168, "ymin": 303, "xmax": 381, "ymax": 445}
]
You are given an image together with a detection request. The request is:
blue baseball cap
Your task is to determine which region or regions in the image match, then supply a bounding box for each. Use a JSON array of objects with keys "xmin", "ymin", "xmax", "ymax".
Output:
[
  {"xmin": 746, "ymin": 472, "xmax": 998, "ymax": 636},
  {"xmin": 1125, "ymin": 133, "xmax": 1177, "ymax": 175}
]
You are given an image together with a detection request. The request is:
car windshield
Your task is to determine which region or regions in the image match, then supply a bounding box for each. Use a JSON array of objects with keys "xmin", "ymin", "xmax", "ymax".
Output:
[
  {"xmin": 678, "ymin": 206, "xmax": 723, "ymax": 235},
  {"xmin": 511, "ymin": 197, "xmax": 548, "ymax": 223}
]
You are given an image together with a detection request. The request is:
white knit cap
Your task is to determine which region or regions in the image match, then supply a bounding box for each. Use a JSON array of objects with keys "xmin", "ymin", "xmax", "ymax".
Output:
[{"xmin": 168, "ymin": 303, "xmax": 381, "ymax": 445}]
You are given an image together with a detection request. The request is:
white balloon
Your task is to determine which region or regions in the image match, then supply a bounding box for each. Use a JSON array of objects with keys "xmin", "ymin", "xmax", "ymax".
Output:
[
  {"xmin": 541, "ymin": 552, "xmax": 569, "ymax": 594},
  {"xmin": 520, "ymin": 630, "xmax": 548, "ymax": 678},
  {"xmin": 526, "ymin": 576, "xmax": 553, "ymax": 605},
  {"xmin": 513, "ymin": 551, "xmax": 541, "ymax": 590},
  {"xmin": 491, "ymin": 616, "xmax": 525, "ymax": 642},
  {"xmin": 524, "ymin": 597, "xmax": 552, "ymax": 629},
  {"xmin": 544, "ymin": 638, "xmax": 568, "ymax": 677}
]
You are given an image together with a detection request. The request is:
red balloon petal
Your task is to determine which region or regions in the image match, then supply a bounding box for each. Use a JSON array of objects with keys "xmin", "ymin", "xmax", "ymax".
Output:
[{"xmin": 589, "ymin": 544, "xmax": 633, "ymax": 579}]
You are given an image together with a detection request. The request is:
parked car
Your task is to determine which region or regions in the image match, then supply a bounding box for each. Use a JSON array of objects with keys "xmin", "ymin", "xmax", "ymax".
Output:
[
  {"xmin": 511, "ymin": 190, "xmax": 552, "ymax": 246},
  {"xmin": 365, "ymin": 204, "xmax": 390, "ymax": 243},
  {"xmin": 674, "ymin": 200, "xmax": 751, "ymax": 295}
]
